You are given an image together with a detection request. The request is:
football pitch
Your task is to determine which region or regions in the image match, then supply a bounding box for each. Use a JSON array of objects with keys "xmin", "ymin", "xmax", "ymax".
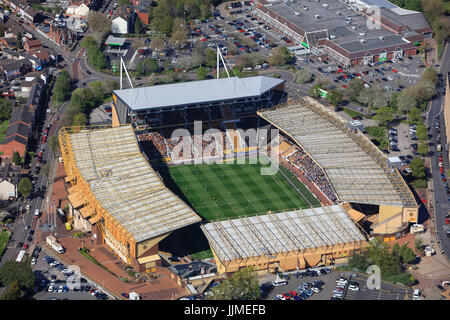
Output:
[{"xmin": 168, "ymin": 160, "xmax": 320, "ymax": 221}]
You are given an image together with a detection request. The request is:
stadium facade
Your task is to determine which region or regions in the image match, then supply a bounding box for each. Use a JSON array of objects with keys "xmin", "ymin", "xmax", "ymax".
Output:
[
  {"xmin": 110, "ymin": 76, "xmax": 286, "ymax": 128},
  {"xmin": 59, "ymin": 125, "xmax": 201, "ymax": 272},
  {"xmin": 254, "ymin": 0, "xmax": 431, "ymax": 66}
]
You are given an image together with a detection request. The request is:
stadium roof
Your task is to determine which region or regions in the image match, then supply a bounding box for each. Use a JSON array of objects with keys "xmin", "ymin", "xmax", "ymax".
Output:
[
  {"xmin": 258, "ymin": 97, "xmax": 417, "ymax": 208},
  {"xmin": 105, "ymin": 35, "xmax": 126, "ymax": 46},
  {"xmin": 112, "ymin": 76, "xmax": 285, "ymax": 111},
  {"xmin": 67, "ymin": 125, "xmax": 201, "ymax": 242},
  {"xmin": 201, "ymin": 205, "xmax": 366, "ymax": 262}
]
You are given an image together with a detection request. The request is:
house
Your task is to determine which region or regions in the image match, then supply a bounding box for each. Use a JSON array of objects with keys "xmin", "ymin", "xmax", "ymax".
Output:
[
  {"xmin": 65, "ymin": 2, "xmax": 89, "ymax": 18},
  {"xmin": 136, "ymin": 11, "xmax": 149, "ymax": 25},
  {"xmin": 29, "ymin": 49, "xmax": 52, "ymax": 67},
  {"xmin": 19, "ymin": 52, "xmax": 42, "ymax": 71},
  {"xmin": 0, "ymin": 180, "xmax": 17, "ymax": 200},
  {"xmin": 24, "ymin": 38, "xmax": 42, "ymax": 52},
  {"xmin": 0, "ymin": 59, "xmax": 32, "ymax": 81},
  {"xmin": 1, "ymin": 49, "xmax": 20, "ymax": 60},
  {"xmin": 112, "ymin": 16, "xmax": 128, "ymax": 34},
  {"xmin": 48, "ymin": 25, "xmax": 77, "ymax": 48},
  {"xmin": 0, "ymin": 37, "xmax": 17, "ymax": 49}
]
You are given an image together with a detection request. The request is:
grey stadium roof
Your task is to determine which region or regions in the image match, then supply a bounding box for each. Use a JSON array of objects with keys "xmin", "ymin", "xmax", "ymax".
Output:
[
  {"xmin": 201, "ymin": 205, "xmax": 366, "ymax": 262},
  {"xmin": 113, "ymin": 76, "xmax": 285, "ymax": 111}
]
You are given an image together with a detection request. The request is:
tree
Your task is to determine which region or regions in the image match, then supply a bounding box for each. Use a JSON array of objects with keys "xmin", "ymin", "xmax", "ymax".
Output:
[
  {"xmin": 267, "ymin": 46, "xmax": 291, "ymax": 66},
  {"xmin": 373, "ymin": 106, "xmax": 395, "ymax": 127},
  {"xmin": 346, "ymin": 78, "xmax": 364, "ymax": 100},
  {"xmin": 12, "ymin": 151, "xmax": 21, "ymax": 166},
  {"xmin": 206, "ymin": 267, "xmax": 260, "ymax": 300},
  {"xmin": 52, "ymin": 69, "xmax": 71, "ymax": 104},
  {"xmin": 421, "ymin": 67, "xmax": 438, "ymax": 85},
  {"xmin": 410, "ymin": 157, "xmax": 426, "ymax": 179},
  {"xmin": 0, "ymin": 98, "xmax": 12, "ymax": 121},
  {"xmin": 89, "ymin": 81, "xmax": 104, "ymax": 100},
  {"xmin": 101, "ymin": 80, "xmax": 119, "ymax": 95},
  {"xmin": 417, "ymin": 141, "xmax": 429, "ymax": 156},
  {"xmin": 414, "ymin": 237, "xmax": 423, "ymax": 252},
  {"xmin": 204, "ymin": 48, "xmax": 216, "ymax": 68},
  {"xmin": 49, "ymin": 135, "xmax": 60, "ymax": 157},
  {"xmin": 136, "ymin": 58, "xmax": 159, "ymax": 76},
  {"xmin": 118, "ymin": 0, "xmax": 130, "ymax": 6},
  {"xmin": 416, "ymin": 124, "xmax": 428, "ymax": 141},
  {"xmin": 348, "ymin": 253, "xmax": 370, "ymax": 271},
  {"xmin": 72, "ymin": 113, "xmax": 88, "ymax": 126},
  {"xmin": 196, "ymin": 67, "xmax": 209, "ymax": 80},
  {"xmin": 70, "ymin": 88, "xmax": 95, "ymax": 113},
  {"xmin": 87, "ymin": 12, "xmax": 111, "ymax": 36},
  {"xmin": 295, "ymin": 69, "xmax": 314, "ymax": 84},
  {"xmin": 327, "ymin": 89, "xmax": 343, "ymax": 107},
  {"xmin": 401, "ymin": 246, "xmax": 416, "ymax": 264},
  {"xmin": 135, "ymin": 17, "xmax": 144, "ymax": 34},
  {"xmin": 392, "ymin": 242, "xmax": 400, "ymax": 256},
  {"xmin": 408, "ymin": 107, "xmax": 422, "ymax": 125},
  {"xmin": 0, "ymin": 280, "xmax": 21, "ymax": 300},
  {"xmin": 23, "ymin": 152, "xmax": 31, "ymax": 168},
  {"xmin": 40, "ymin": 163, "xmax": 50, "ymax": 178},
  {"xmin": 0, "ymin": 261, "xmax": 35, "ymax": 290},
  {"xmin": 17, "ymin": 178, "xmax": 32, "ymax": 200}
]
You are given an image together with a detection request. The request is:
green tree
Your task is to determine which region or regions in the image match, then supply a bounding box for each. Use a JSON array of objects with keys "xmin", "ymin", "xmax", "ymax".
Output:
[
  {"xmin": 392, "ymin": 242, "xmax": 400, "ymax": 256},
  {"xmin": 72, "ymin": 113, "xmax": 88, "ymax": 127},
  {"xmin": 40, "ymin": 163, "xmax": 50, "ymax": 178},
  {"xmin": 17, "ymin": 178, "xmax": 32, "ymax": 200},
  {"xmin": 23, "ymin": 152, "xmax": 31, "ymax": 168},
  {"xmin": 348, "ymin": 253, "xmax": 370, "ymax": 271},
  {"xmin": 87, "ymin": 11, "xmax": 111, "ymax": 36},
  {"xmin": 408, "ymin": 107, "xmax": 422, "ymax": 125},
  {"xmin": 196, "ymin": 67, "xmax": 209, "ymax": 80},
  {"xmin": 401, "ymin": 247, "xmax": 416, "ymax": 264},
  {"xmin": 0, "ymin": 98, "xmax": 12, "ymax": 121},
  {"xmin": 204, "ymin": 48, "xmax": 217, "ymax": 68},
  {"xmin": 70, "ymin": 88, "xmax": 95, "ymax": 113},
  {"xmin": 417, "ymin": 141, "xmax": 429, "ymax": 156},
  {"xmin": 206, "ymin": 267, "xmax": 260, "ymax": 300},
  {"xmin": 295, "ymin": 69, "xmax": 314, "ymax": 84},
  {"xmin": 136, "ymin": 58, "xmax": 159, "ymax": 76},
  {"xmin": 410, "ymin": 157, "xmax": 426, "ymax": 179},
  {"xmin": 52, "ymin": 69, "xmax": 72, "ymax": 104},
  {"xmin": 12, "ymin": 151, "xmax": 21, "ymax": 166},
  {"xmin": 0, "ymin": 280, "xmax": 21, "ymax": 300},
  {"xmin": 396, "ymin": 90, "xmax": 416, "ymax": 114},
  {"xmin": 416, "ymin": 124, "xmax": 428, "ymax": 141},
  {"xmin": 414, "ymin": 237, "xmax": 423, "ymax": 252},
  {"xmin": 0, "ymin": 261, "xmax": 35, "ymax": 290},
  {"xmin": 373, "ymin": 106, "xmax": 395, "ymax": 127},
  {"xmin": 89, "ymin": 81, "xmax": 104, "ymax": 100},
  {"xmin": 327, "ymin": 89, "xmax": 343, "ymax": 107},
  {"xmin": 346, "ymin": 78, "xmax": 364, "ymax": 100},
  {"xmin": 101, "ymin": 80, "xmax": 119, "ymax": 95},
  {"xmin": 267, "ymin": 46, "xmax": 291, "ymax": 66},
  {"xmin": 135, "ymin": 17, "xmax": 144, "ymax": 34},
  {"xmin": 421, "ymin": 67, "xmax": 438, "ymax": 85}
]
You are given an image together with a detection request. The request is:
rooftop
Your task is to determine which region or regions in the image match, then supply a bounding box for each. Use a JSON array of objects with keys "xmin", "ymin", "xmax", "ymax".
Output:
[
  {"xmin": 113, "ymin": 76, "xmax": 285, "ymax": 111},
  {"xmin": 105, "ymin": 35, "xmax": 126, "ymax": 46},
  {"xmin": 66, "ymin": 125, "xmax": 201, "ymax": 243},
  {"xmin": 201, "ymin": 204, "xmax": 366, "ymax": 262},
  {"xmin": 258, "ymin": 97, "xmax": 417, "ymax": 208}
]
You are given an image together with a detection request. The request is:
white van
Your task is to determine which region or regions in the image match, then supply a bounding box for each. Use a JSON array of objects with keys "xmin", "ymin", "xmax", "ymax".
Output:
[
  {"xmin": 412, "ymin": 289, "xmax": 421, "ymax": 300},
  {"xmin": 272, "ymin": 275, "xmax": 287, "ymax": 286}
]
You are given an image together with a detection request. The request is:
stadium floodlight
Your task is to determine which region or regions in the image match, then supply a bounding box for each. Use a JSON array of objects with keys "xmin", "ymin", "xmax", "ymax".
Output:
[
  {"xmin": 120, "ymin": 56, "xmax": 134, "ymax": 90},
  {"xmin": 216, "ymin": 45, "xmax": 230, "ymax": 79}
]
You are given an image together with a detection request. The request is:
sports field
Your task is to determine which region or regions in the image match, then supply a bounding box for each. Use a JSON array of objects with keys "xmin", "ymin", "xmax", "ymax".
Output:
[{"xmin": 168, "ymin": 161, "xmax": 320, "ymax": 221}]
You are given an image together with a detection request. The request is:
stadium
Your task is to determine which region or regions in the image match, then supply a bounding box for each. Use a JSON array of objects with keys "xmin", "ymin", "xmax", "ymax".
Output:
[{"xmin": 60, "ymin": 75, "xmax": 418, "ymax": 274}]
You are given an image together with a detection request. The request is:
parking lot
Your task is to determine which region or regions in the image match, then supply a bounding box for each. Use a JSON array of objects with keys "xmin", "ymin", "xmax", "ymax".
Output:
[
  {"xmin": 30, "ymin": 248, "xmax": 109, "ymax": 300},
  {"xmin": 262, "ymin": 269, "xmax": 412, "ymax": 300}
]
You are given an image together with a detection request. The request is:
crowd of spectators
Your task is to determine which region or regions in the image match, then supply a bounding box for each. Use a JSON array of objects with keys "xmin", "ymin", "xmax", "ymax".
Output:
[
  {"xmin": 287, "ymin": 145, "xmax": 337, "ymax": 203},
  {"xmin": 137, "ymin": 131, "xmax": 168, "ymax": 158}
]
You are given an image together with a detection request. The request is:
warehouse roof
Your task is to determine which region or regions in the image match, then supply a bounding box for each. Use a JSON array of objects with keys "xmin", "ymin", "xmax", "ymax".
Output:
[
  {"xmin": 258, "ymin": 97, "xmax": 417, "ymax": 208},
  {"xmin": 201, "ymin": 205, "xmax": 366, "ymax": 262},
  {"xmin": 112, "ymin": 76, "xmax": 285, "ymax": 111},
  {"xmin": 67, "ymin": 125, "xmax": 201, "ymax": 242},
  {"xmin": 105, "ymin": 35, "xmax": 126, "ymax": 46}
]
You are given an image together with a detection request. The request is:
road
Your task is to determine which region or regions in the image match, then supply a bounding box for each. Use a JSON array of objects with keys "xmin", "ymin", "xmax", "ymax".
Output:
[{"xmin": 427, "ymin": 42, "xmax": 450, "ymax": 259}]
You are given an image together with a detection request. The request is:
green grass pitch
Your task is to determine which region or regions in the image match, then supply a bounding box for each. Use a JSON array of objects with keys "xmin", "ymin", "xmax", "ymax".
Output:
[{"xmin": 168, "ymin": 160, "xmax": 320, "ymax": 221}]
